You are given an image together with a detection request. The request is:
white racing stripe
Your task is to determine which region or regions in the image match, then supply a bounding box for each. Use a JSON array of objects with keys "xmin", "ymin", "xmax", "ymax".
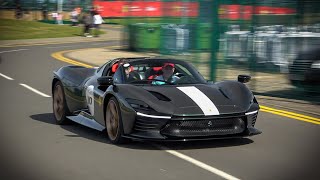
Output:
[
  {"xmin": 154, "ymin": 144, "xmax": 240, "ymax": 180},
  {"xmin": 19, "ymin": 83, "xmax": 51, "ymax": 98},
  {"xmin": 177, "ymin": 86, "xmax": 219, "ymax": 116},
  {"xmin": 0, "ymin": 49, "xmax": 28, "ymax": 54},
  {"xmin": 0, "ymin": 73, "xmax": 14, "ymax": 80}
]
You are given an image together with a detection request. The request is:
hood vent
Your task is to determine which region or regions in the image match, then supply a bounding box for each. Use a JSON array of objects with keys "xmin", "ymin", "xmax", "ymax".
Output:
[
  {"xmin": 148, "ymin": 91, "xmax": 171, "ymax": 101},
  {"xmin": 219, "ymin": 88, "xmax": 231, "ymax": 99}
]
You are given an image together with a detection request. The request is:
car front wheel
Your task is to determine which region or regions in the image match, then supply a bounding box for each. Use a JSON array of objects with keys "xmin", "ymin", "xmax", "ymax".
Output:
[{"xmin": 105, "ymin": 97, "xmax": 125, "ymax": 144}]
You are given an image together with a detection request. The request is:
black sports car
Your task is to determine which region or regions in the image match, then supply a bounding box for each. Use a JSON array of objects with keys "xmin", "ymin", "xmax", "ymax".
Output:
[
  {"xmin": 289, "ymin": 47, "xmax": 320, "ymax": 88},
  {"xmin": 52, "ymin": 57, "xmax": 261, "ymax": 144}
]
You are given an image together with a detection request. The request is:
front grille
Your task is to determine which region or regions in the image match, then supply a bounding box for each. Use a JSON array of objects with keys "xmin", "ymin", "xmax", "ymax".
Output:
[
  {"xmin": 133, "ymin": 117, "xmax": 168, "ymax": 132},
  {"xmin": 289, "ymin": 60, "xmax": 312, "ymax": 74},
  {"xmin": 161, "ymin": 118, "xmax": 245, "ymax": 137},
  {"xmin": 134, "ymin": 118, "xmax": 159, "ymax": 132}
]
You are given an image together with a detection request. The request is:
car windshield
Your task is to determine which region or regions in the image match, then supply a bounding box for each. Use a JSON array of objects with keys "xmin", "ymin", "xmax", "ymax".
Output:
[{"xmin": 120, "ymin": 59, "xmax": 207, "ymax": 85}]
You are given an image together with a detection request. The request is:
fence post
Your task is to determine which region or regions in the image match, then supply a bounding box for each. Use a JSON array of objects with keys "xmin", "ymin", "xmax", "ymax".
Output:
[
  {"xmin": 249, "ymin": 0, "xmax": 257, "ymax": 91},
  {"xmin": 210, "ymin": 0, "xmax": 220, "ymax": 81}
]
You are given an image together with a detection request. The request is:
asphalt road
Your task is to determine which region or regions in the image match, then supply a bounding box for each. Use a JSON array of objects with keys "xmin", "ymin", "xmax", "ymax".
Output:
[{"xmin": 0, "ymin": 41, "xmax": 319, "ymax": 180}]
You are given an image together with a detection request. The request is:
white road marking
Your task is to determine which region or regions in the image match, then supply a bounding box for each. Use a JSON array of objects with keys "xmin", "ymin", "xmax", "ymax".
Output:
[
  {"xmin": 19, "ymin": 83, "xmax": 51, "ymax": 98},
  {"xmin": 154, "ymin": 144, "xmax": 240, "ymax": 180},
  {"xmin": 0, "ymin": 73, "xmax": 14, "ymax": 80},
  {"xmin": 0, "ymin": 49, "xmax": 28, "ymax": 54}
]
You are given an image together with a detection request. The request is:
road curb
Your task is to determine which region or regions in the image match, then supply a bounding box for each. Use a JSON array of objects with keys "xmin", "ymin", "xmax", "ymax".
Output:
[{"xmin": 52, "ymin": 49, "xmax": 95, "ymax": 68}]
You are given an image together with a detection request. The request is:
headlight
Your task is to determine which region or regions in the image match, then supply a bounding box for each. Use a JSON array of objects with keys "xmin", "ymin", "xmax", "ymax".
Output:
[
  {"xmin": 126, "ymin": 98, "xmax": 152, "ymax": 111},
  {"xmin": 245, "ymin": 110, "xmax": 258, "ymax": 115},
  {"xmin": 311, "ymin": 61, "xmax": 320, "ymax": 69}
]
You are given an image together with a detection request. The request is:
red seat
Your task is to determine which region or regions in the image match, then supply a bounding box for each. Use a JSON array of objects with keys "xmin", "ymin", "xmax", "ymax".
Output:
[
  {"xmin": 147, "ymin": 67, "xmax": 162, "ymax": 79},
  {"xmin": 153, "ymin": 67, "xmax": 162, "ymax": 71},
  {"xmin": 111, "ymin": 63, "xmax": 134, "ymax": 73},
  {"xmin": 111, "ymin": 63, "xmax": 119, "ymax": 73}
]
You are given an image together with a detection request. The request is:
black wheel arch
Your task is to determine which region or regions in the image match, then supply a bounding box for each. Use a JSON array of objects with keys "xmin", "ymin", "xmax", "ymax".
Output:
[
  {"xmin": 103, "ymin": 93, "xmax": 115, "ymax": 125},
  {"xmin": 102, "ymin": 91, "xmax": 136, "ymax": 135},
  {"xmin": 52, "ymin": 77, "xmax": 61, "ymax": 95}
]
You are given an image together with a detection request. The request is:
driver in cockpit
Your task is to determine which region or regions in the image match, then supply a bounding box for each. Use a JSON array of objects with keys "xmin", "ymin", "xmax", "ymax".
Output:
[{"xmin": 152, "ymin": 63, "xmax": 179, "ymax": 85}]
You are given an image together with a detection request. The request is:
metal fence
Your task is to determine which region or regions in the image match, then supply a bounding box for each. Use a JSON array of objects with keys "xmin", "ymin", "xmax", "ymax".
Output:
[
  {"xmin": 214, "ymin": 1, "xmax": 320, "ymax": 102},
  {"xmin": 125, "ymin": 0, "xmax": 320, "ymax": 102}
]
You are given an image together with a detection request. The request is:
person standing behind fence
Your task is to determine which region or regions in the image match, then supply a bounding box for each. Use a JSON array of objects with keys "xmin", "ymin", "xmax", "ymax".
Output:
[
  {"xmin": 70, "ymin": 9, "xmax": 78, "ymax": 27},
  {"xmin": 51, "ymin": 12, "xmax": 58, "ymax": 24},
  {"xmin": 57, "ymin": 12, "xmax": 63, "ymax": 25},
  {"xmin": 93, "ymin": 12, "xmax": 103, "ymax": 37},
  {"xmin": 15, "ymin": 4, "xmax": 22, "ymax": 19},
  {"xmin": 42, "ymin": 4, "xmax": 48, "ymax": 20}
]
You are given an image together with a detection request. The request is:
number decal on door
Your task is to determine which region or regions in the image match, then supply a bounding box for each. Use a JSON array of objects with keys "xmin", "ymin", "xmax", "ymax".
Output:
[{"xmin": 86, "ymin": 85, "xmax": 94, "ymax": 116}]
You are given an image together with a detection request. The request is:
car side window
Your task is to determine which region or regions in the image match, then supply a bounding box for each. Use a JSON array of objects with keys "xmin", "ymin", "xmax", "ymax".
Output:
[
  {"xmin": 96, "ymin": 64, "xmax": 106, "ymax": 77},
  {"xmin": 102, "ymin": 64, "xmax": 116, "ymax": 77},
  {"xmin": 96, "ymin": 64, "xmax": 103, "ymax": 73},
  {"xmin": 175, "ymin": 64, "xmax": 192, "ymax": 76},
  {"xmin": 96, "ymin": 63, "xmax": 115, "ymax": 77},
  {"xmin": 105, "ymin": 68, "xmax": 113, "ymax": 77},
  {"xmin": 113, "ymin": 66, "xmax": 124, "ymax": 83}
]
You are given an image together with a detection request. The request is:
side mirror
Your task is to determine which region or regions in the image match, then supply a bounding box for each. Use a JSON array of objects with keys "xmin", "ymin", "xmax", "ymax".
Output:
[
  {"xmin": 238, "ymin": 75, "xmax": 251, "ymax": 83},
  {"xmin": 97, "ymin": 76, "xmax": 113, "ymax": 86}
]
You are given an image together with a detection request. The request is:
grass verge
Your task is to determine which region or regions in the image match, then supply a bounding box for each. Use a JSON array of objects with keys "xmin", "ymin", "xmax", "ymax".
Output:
[{"xmin": 0, "ymin": 19, "xmax": 104, "ymax": 40}]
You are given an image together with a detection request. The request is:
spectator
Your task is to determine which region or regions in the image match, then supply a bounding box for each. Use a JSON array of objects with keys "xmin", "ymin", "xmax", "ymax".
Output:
[
  {"xmin": 42, "ymin": 4, "xmax": 48, "ymax": 20},
  {"xmin": 15, "ymin": 4, "xmax": 22, "ymax": 19},
  {"xmin": 51, "ymin": 12, "xmax": 58, "ymax": 24},
  {"xmin": 93, "ymin": 12, "xmax": 103, "ymax": 37},
  {"xmin": 76, "ymin": 7, "xmax": 82, "ymax": 15},
  {"xmin": 70, "ymin": 8, "xmax": 79, "ymax": 27},
  {"xmin": 82, "ymin": 13, "xmax": 93, "ymax": 37},
  {"xmin": 57, "ymin": 12, "xmax": 63, "ymax": 25}
]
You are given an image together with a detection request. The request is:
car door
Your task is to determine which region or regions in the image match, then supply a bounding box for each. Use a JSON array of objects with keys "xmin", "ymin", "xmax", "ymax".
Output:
[{"xmin": 86, "ymin": 62, "xmax": 123, "ymax": 126}]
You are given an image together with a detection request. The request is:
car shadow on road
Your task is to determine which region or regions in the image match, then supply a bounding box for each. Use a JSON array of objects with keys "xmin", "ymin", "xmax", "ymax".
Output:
[
  {"xmin": 30, "ymin": 113, "xmax": 56, "ymax": 125},
  {"xmin": 30, "ymin": 113, "xmax": 109, "ymax": 143},
  {"xmin": 150, "ymin": 138, "xmax": 254, "ymax": 150},
  {"xmin": 30, "ymin": 113, "xmax": 254, "ymax": 150}
]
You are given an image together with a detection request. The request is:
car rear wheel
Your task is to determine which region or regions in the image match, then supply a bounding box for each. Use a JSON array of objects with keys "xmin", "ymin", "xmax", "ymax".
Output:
[
  {"xmin": 105, "ymin": 97, "xmax": 125, "ymax": 144},
  {"xmin": 53, "ymin": 81, "xmax": 70, "ymax": 125}
]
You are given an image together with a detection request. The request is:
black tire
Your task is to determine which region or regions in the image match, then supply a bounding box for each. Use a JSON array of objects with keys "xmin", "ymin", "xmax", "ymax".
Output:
[
  {"xmin": 52, "ymin": 81, "xmax": 70, "ymax": 125},
  {"xmin": 105, "ymin": 97, "xmax": 125, "ymax": 144}
]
